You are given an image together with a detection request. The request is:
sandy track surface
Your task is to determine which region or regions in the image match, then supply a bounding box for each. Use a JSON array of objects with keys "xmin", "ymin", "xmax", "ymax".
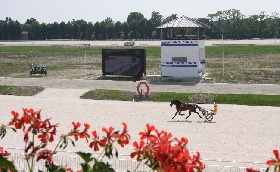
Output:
[
  {"xmin": 1, "ymin": 77, "xmax": 280, "ymax": 170},
  {"xmin": 1, "ymin": 93, "xmax": 280, "ymax": 170},
  {"xmin": 1, "ymin": 77, "xmax": 280, "ymax": 95},
  {"xmin": 1, "ymin": 78, "xmax": 280, "ymax": 170}
]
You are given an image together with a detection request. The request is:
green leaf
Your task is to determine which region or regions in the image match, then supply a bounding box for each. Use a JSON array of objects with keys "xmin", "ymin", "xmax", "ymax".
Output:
[
  {"xmin": 92, "ymin": 160, "xmax": 115, "ymax": 172},
  {"xmin": 80, "ymin": 163, "xmax": 90, "ymax": 172},
  {"xmin": 76, "ymin": 152, "xmax": 94, "ymax": 163},
  {"xmin": 0, "ymin": 154, "xmax": 17, "ymax": 172},
  {"xmin": 104, "ymin": 144, "xmax": 113, "ymax": 159}
]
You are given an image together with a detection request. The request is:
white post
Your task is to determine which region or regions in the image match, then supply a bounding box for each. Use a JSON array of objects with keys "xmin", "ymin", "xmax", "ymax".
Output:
[
  {"xmin": 83, "ymin": 44, "xmax": 90, "ymax": 68},
  {"xmin": 222, "ymin": 34, "xmax": 224, "ymax": 76},
  {"xmin": 84, "ymin": 45, "xmax": 86, "ymax": 68}
]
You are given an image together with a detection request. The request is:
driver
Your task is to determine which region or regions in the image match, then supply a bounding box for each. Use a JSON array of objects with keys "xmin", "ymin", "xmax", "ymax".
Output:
[{"xmin": 211, "ymin": 103, "xmax": 218, "ymax": 115}]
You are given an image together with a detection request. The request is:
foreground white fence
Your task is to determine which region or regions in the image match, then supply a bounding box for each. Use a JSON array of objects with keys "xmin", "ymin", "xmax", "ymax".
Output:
[{"xmin": 4, "ymin": 148, "xmax": 274, "ymax": 172}]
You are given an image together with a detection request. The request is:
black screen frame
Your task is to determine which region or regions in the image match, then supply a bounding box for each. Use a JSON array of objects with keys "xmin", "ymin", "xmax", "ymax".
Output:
[{"xmin": 102, "ymin": 49, "xmax": 146, "ymax": 77}]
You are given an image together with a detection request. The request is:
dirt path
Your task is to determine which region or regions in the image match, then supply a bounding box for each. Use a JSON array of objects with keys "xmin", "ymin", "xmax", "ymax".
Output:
[{"xmin": 1, "ymin": 77, "xmax": 280, "ymax": 95}]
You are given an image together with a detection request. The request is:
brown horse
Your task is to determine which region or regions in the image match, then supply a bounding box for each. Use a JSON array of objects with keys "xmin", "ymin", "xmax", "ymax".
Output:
[{"xmin": 170, "ymin": 99, "xmax": 203, "ymax": 119}]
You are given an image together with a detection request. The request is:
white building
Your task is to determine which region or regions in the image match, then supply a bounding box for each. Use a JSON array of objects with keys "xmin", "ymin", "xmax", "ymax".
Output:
[{"xmin": 156, "ymin": 16, "xmax": 210, "ymax": 78}]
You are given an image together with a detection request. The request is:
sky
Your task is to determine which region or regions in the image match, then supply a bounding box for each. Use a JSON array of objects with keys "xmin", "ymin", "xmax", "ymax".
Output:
[{"xmin": 1, "ymin": 0, "xmax": 280, "ymax": 24}]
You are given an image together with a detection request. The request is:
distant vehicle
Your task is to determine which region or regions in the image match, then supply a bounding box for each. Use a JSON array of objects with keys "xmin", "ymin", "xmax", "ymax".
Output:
[
  {"xmin": 124, "ymin": 40, "xmax": 135, "ymax": 46},
  {"xmin": 29, "ymin": 65, "xmax": 47, "ymax": 76}
]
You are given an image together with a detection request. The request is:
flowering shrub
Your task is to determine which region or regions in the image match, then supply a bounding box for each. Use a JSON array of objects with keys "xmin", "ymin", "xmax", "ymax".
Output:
[
  {"xmin": 0, "ymin": 108, "xmax": 205, "ymax": 172},
  {"xmin": 246, "ymin": 149, "xmax": 280, "ymax": 172}
]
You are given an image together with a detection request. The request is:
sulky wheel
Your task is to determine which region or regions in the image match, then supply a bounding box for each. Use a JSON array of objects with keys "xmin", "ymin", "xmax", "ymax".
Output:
[{"xmin": 205, "ymin": 113, "xmax": 213, "ymax": 122}]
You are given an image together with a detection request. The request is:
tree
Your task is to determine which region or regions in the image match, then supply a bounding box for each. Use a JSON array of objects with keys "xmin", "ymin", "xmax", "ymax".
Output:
[
  {"xmin": 121, "ymin": 22, "xmax": 129, "ymax": 39},
  {"xmin": 49, "ymin": 22, "xmax": 59, "ymax": 39},
  {"xmin": 148, "ymin": 11, "xmax": 163, "ymax": 38},
  {"xmin": 25, "ymin": 18, "xmax": 37, "ymax": 25},
  {"xmin": 93, "ymin": 21, "xmax": 100, "ymax": 40},
  {"xmin": 103, "ymin": 17, "xmax": 114, "ymax": 39},
  {"xmin": 0, "ymin": 18, "xmax": 22, "ymax": 40},
  {"xmin": 78, "ymin": 19, "xmax": 88, "ymax": 40},
  {"xmin": 59, "ymin": 21, "xmax": 67, "ymax": 39},
  {"xmin": 114, "ymin": 21, "xmax": 122, "ymax": 39},
  {"xmin": 29, "ymin": 21, "xmax": 41, "ymax": 40},
  {"xmin": 99, "ymin": 21, "xmax": 106, "ymax": 40},
  {"xmin": 86, "ymin": 22, "xmax": 94, "ymax": 40},
  {"xmin": 8, "ymin": 20, "xmax": 21, "ymax": 40},
  {"xmin": 71, "ymin": 20, "xmax": 80, "ymax": 39},
  {"xmin": 127, "ymin": 12, "xmax": 145, "ymax": 38},
  {"xmin": 145, "ymin": 20, "xmax": 153, "ymax": 39},
  {"xmin": 162, "ymin": 14, "xmax": 178, "ymax": 24},
  {"xmin": 65, "ymin": 21, "xmax": 73, "ymax": 39},
  {"xmin": 150, "ymin": 11, "xmax": 163, "ymax": 27},
  {"xmin": 40, "ymin": 23, "xmax": 49, "ymax": 40},
  {"xmin": 1, "ymin": 9, "xmax": 280, "ymax": 40}
]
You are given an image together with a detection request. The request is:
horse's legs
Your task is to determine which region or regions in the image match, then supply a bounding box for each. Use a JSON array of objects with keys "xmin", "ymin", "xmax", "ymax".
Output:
[
  {"xmin": 196, "ymin": 112, "xmax": 203, "ymax": 118},
  {"xmin": 185, "ymin": 111, "xmax": 191, "ymax": 119},
  {"xmin": 172, "ymin": 111, "xmax": 179, "ymax": 119}
]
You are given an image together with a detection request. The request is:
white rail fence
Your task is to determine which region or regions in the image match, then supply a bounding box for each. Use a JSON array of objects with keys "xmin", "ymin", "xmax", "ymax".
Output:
[{"xmin": 4, "ymin": 148, "xmax": 274, "ymax": 172}]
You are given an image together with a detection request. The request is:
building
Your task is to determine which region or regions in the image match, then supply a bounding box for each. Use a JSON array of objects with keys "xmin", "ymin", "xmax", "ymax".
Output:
[{"xmin": 156, "ymin": 16, "xmax": 210, "ymax": 77}]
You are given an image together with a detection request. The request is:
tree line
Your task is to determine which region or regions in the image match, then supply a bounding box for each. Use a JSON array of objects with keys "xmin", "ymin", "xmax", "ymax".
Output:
[{"xmin": 0, "ymin": 9, "xmax": 279, "ymax": 40}]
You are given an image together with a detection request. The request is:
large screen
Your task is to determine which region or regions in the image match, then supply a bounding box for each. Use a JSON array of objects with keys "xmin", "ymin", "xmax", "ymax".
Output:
[{"xmin": 102, "ymin": 49, "xmax": 146, "ymax": 77}]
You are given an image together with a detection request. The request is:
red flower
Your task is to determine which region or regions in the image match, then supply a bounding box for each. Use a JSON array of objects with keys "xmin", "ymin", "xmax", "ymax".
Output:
[
  {"xmin": 246, "ymin": 167, "xmax": 260, "ymax": 172},
  {"xmin": 10, "ymin": 110, "xmax": 19, "ymax": 118},
  {"xmin": 68, "ymin": 122, "xmax": 90, "ymax": 142},
  {"xmin": 72, "ymin": 122, "xmax": 81, "ymax": 130},
  {"xmin": 266, "ymin": 149, "xmax": 280, "ymax": 168},
  {"xmin": 274, "ymin": 150, "xmax": 280, "ymax": 159},
  {"xmin": 102, "ymin": 126, "xmax": 115, "ymax": 144},
  {"xmin": 9, "ymin": 110, "xmax": 22, "ymax": 129},
  {"xmin": 116, "ymin": 122, "xmax": 130, "ymax": 147},
  {"xmin": 83, "ymin": 123, "xmax": 90, "ymax": 132},
  {"xmin": 89, "ymin": 130, "xmax": 106, "ymax": 151},
  {"xmin": 0, "ymin": 147, "xmax": 11, "ymax": 157},
  {"xmin": 139, "ymin": 124, "xmax": 158, "ymax": 141},
  {"xmin": 36, "ymin": 149, "xmax": 56, "ymax": 166},
  {"xmin": 189, "ymin": 152, "xmax": 205, "ymax": 171},
  {"xmin": 174, "ymin": 137, "xmax": 189, "ymax": 148},
  {"xmin": 130, "ymin": 141, "xmax": 145, "ymax": 161}
]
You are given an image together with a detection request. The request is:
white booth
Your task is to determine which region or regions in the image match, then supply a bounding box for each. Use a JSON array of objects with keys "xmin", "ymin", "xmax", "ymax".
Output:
[
  {"xmin": 161, "ymin": 39, "xmax": 205, "ymax": 77},
  {"xmin": 156, "ymin": 16, "xmax": 210, "ymax": 78}
]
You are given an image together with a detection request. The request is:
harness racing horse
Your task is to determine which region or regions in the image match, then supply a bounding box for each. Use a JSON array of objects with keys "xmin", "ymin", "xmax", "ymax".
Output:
[{"xmin": 170, "ymin": 99, "xmax": 203, "ymax": 120}]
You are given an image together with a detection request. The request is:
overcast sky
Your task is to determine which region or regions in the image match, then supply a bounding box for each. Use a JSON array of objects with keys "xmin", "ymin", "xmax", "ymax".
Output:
[{"xmin": 1, "ymin": 0, "xmax": 279, "ymax": 24}]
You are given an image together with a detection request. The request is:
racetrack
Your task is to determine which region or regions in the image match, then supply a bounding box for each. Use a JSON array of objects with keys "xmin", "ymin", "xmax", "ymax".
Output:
[{"xmin": 0, "ymin": 78, "xmax": 280, "ymax": 171}]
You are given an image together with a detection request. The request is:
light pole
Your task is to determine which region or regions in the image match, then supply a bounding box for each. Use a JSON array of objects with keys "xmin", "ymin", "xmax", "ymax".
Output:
[{"xmin": 82, "ymin": 44, "xmax": 90, "ymax": 68}]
